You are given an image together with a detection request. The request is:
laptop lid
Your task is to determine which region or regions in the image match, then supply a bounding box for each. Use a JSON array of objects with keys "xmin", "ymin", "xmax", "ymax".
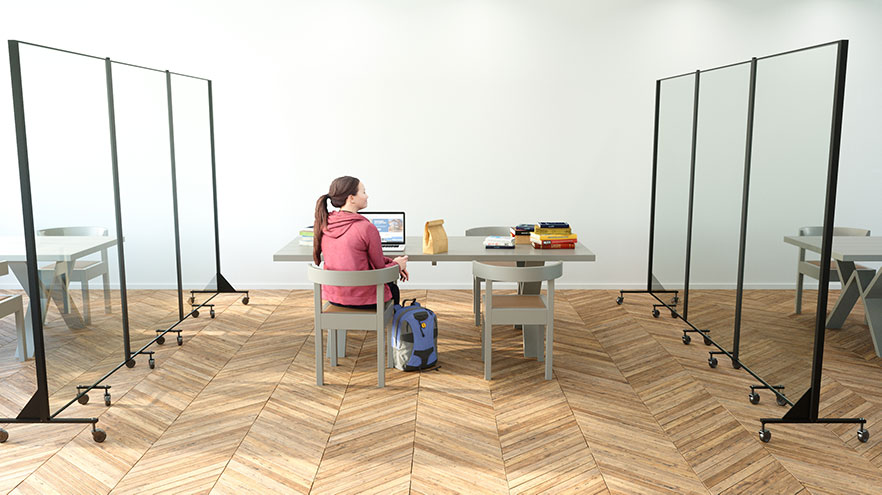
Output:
[{"xmin": 361, "ymin": 211, "xmax": 406, "ymax": 245}]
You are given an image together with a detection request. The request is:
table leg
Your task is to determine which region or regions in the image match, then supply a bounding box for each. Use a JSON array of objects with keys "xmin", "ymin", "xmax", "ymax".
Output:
[
  {"xmin": 827, "ymin": 261, "xmax": 863, "ymax": 328},
  {"xmin": 858, "ymin": 269, "xmax": 882, "ymax": 357},
  {"xmin": 520, "ymin": 261, "xmax": 545, "ymax": 361}
]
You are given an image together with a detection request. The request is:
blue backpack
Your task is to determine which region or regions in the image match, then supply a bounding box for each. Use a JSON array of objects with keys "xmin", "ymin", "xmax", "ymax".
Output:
[{"xmin": 390, "ymin": 299, "xmax": 438, "ymax": 371}]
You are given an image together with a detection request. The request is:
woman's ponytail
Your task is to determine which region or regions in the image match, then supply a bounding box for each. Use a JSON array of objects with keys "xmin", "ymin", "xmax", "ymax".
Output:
[{"xmin": 313, "ymin": 194, "xmax": 330, "ymax": 265}]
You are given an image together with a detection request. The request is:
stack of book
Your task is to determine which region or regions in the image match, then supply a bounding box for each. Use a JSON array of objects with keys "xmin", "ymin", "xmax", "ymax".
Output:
[
  {"xmin": 530, "ymin": 222, "xmax": 577, "ymax": 249},
  {"xmin": 299, "ymin": 226, "xmax": 314, "ymax": 246},
  {"xmin": 483, "ymin": 235, "xmax": 515, "ymax": 249},
  {"xmin": 510, "ymin": 224, "xmax": 535, "ymax": 245}
]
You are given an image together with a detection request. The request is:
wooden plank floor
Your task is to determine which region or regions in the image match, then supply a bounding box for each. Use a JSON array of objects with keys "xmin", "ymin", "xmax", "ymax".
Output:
[{"xmin": 1, "ymin": 289, "xmax": 882, "ymax": 494}]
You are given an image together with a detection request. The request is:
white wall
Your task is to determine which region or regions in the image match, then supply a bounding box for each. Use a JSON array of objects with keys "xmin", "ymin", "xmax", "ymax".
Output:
[{"xmin": 1, "ymin": 0, "xmax": 881, "ymax": 290}]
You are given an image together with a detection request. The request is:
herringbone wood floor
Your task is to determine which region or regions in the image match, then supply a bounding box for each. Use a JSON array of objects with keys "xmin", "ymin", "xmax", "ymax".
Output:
[{"xmin": 1, "ymin": 289, "xmax": 881, "ymax": 494}]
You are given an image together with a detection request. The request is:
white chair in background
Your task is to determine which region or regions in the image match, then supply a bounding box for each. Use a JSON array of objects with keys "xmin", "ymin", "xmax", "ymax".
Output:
[
  {"xmin": 465, "ymin": 226, "xmax": 517, "ymax": 326},
  {"xmin": 795, "ymin": 226, "xmax": 872, "ymax": 314},
  {"xmin": 1, "ymin": 261, "xmax": 27, "ymax": 361}
]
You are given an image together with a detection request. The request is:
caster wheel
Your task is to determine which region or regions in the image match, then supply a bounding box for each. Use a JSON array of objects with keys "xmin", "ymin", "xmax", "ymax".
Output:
[
  {"xmin": 672, "ymin": 296, "xmax": 679, "ymax": 304},
  {"xmin": 77, "ymin": 394, "xmax": 89, "ymax": 405},
  {"xmin": 858, "ymin": 429, "xmax": 870, "ymax": 443},
  {"xmin": 776, "ymin": 395, "xmax": 787, "ymax": 407},
  {"xmin": 149, "ymin": 357, "xmax": 155, "ymax": 369},
  {"xmin": 703, "ymin": 336, "xmax": 712, "ymax": 346},
  {"xmin": 670, "ymin": 311, "xmax": 677, "ymax": 318},
  {"xmin": 759, "ymin": 429, "xmax": 771, "ymax": 443},
  {"xmin": 616, "ymin": 296, "xmax": 623, "ymax": 305},
  {"xmin": 193, "ymin": 310, "xmax": 199, "ymax": 318},
  {"xmin": 708, "ymin": 356, "xmax": 718, "ymax": 368},
  {"xmin": 92, "ymin": 428, "xmax": 106, "ymax": 443},
  {"xmin": 682, "ymin": 334, "xmax": 691, "ymax": 345},
  {"xmin": 177, "ymin": 335, "xmax": 183, "ymax": 346},
  {"xmin": 157, "ymin": 335, "xmax": 165, "ymax": 345},
  {"xmin": 242, "ymin": 296, "xmax": 250, "ymax": 305},
  {"xmin": 104, "ymin": 394, "xmax": 111, "ymax": 407},
  {"xmin": 210, "ymin": 309, "xmax": 215, "ymax": 319},
  {"xmin": 652, "ymin": 309, "xmax": 660, "ymax": 318},
  {"xmin": 188, "ymin": 296, "xmax": 195, "ymax": 304},
  {"xmin": 749, "ymin": 392, "xmax": 760, "ymax": 405},
  {"xmin": 126, "ymin": 359, "xmax": 136, "ymax": 368},
  {"xmin": 0, "ymin": 428, "xmax": 7, "ymax": 443}
]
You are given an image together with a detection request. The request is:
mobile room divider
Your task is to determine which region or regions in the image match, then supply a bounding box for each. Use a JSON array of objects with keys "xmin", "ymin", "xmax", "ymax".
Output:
[
  {"xmin": 617, "ymin": 40, "xmax": 869, "ymax": 443},
  {"xmin": 0, "ymin": 40, "xmax": 247, "ymax": 443}
]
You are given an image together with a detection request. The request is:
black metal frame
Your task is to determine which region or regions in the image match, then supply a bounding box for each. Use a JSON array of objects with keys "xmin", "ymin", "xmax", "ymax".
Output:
[
  {"xmin": 621, "ymin": 40, "xmax": 864, "ymax": 442},
  {"xmin": 1, "ymin": 40, "xmax": 244, "ymax": 443}
]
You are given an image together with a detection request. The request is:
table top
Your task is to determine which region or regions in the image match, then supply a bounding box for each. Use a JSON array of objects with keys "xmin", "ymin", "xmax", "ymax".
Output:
[
  {"xmin": 274, "ymin": 236, "xmax": 596, "ymax": 263},
  {"xmin": 0, "ymin": 236, "xmax": 118, "ymax": 262},
  {"xmin": 784, "ymin": 235, "xmax": 882, "ymax": 262}
]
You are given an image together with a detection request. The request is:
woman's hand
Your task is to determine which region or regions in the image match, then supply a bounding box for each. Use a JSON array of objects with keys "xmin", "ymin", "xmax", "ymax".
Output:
[{"xmin": 393, "ymin": 256, "xmax": 409, "ymax": 282}]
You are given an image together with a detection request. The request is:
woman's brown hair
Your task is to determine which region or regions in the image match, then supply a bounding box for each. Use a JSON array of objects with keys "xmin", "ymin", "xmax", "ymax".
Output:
[{"xmin": 314, "ymin": 176, "xmax": 361, "ymax": 264}]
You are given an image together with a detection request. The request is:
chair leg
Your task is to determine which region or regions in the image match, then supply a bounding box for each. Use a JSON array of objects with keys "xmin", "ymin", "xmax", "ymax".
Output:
[
  {"xmin": 81, "ymin": 279, "xmax": 91, "ymax": 326},
  {"xmin": 102, "ymin": 271, "xmax": 111, "ymax": 313},
  {"xmin": 474, "ymin": 276, "xmax": 482, "ymax": 326},
  {"xmin": 378, "ymin": 324, "xmax": 385, "ymax": 388},
  {"xmin": 545, "ymin": 320, "xmax": 553, "ymax": 380},
  {"xmin": 329, "ymin": 329, "xmax": 338, "ymax": 367},
  {"xmin": 484, "ymin": 320, "xmax": 492, "ymax": 380},
  {"xmin": 15, "ymin": 305, "xmax": 27, "ymax": 362},
  {"xmin": 795, "ymin": 273, "xmax": 804, "ymax": 314},
  {"xmin": 315, "ymin": 325, "xmax": 324, "ymax": 386}
]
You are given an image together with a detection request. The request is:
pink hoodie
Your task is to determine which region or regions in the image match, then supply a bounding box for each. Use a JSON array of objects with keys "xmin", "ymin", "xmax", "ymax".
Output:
[{"xmin": 320, "ymin": 211, "xmax": 396, "ymax": 305}]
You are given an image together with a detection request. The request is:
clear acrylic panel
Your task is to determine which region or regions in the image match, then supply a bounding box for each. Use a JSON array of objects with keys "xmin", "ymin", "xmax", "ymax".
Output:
[
  {"xmin": 113, "ymin": 63, "xmax": 181, "ymax": 354},
  {"xmin": 15, "ymin": 44, "xmax": 125, "ymax": 413},
  {"xmin": 651, "ymin": 74, "xmax": 694, "ymax": 297},
  {"xmin": 170, "ymin": 75, "xmax": 217, "ymax": 295},
  {"xmin": 739, "ymin": 44, "xmax": 839, "ymax": 406},
  {"xmin": 687, "ymin": 62, "xmax": 752, "ymax": 354}
]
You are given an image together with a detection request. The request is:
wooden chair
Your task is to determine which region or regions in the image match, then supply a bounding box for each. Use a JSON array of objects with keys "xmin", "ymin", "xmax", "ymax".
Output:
[
  {"xmin": 796, "ymin": 226, "xmax": 872, "ymax": 314},
  {"xmin": 466, "ymin": 226, "xmax": 516, "ymax": 326},
  {"xmin": 473, "ymin": 261, "xmax": 563, "ymax": 380},
  {"xmin": 37, "ymin": 226, "xmax": 111, "ymax": 325},
  {"xmin": 307, "ymin": 264, "xmax": 399, "ymax": 387},
  {"xmin": 1, "ymin": 261, "xmax": 26, "ymax": 361}
]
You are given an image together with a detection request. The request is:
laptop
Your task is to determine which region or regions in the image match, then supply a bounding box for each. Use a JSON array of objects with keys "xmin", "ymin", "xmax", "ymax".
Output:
[{"xmin": 361, "ymin": 211, "xmax": 406, "ymax": 252}]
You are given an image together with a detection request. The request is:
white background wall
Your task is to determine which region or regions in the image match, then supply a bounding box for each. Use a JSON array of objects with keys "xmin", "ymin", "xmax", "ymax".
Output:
[{"xmin": 1, "ymin": 0, "xmax": 881, "ymax": 290}]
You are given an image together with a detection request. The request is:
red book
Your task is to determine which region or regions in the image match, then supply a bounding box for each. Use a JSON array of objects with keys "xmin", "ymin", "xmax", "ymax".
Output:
[
  {"xmin": 535, "ymin": 238, "xmax": 578, "ymax": 245},
  {"xmin": 531, "ymin": 242, "xmax": 576, "ymax": 249}
]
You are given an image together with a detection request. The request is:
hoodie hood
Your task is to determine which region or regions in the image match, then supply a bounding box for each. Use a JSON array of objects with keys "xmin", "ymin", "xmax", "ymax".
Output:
[{"xmin": 323, "ymin": 211, "xmax": 369, "ymax": 239}]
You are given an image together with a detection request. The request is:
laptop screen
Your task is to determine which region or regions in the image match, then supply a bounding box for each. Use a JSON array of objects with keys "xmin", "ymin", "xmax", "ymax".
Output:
[{"xmin": 361, "ymin": 211, "xmax": 405, "ymax": 244}]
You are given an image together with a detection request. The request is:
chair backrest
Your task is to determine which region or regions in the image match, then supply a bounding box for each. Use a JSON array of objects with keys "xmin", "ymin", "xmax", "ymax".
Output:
[
  {"xmin": 306, "ymin": 264, "xmax": 399, "ymax": 287},
  {"xmin": 465, "ymin": 226, "xmax": 510, "ymax": 237},
  {"xmin": 799, "ymin": 226, "xmax": 870, "ymax": 237},
  {"xmin": 473, "ymin": 261, "xmax": 563, "ymax": 283},
  {"xmin": 38, "ymin": 226, "xmax": 108, "ymax": 237}
]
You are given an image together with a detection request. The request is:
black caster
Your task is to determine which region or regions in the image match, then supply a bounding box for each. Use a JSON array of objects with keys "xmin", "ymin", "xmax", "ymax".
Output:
[
  {"xmin": 126, "ymin": 359, "xmax": 136, "ymax": 368},
  {"xmin": 776, "ymin": 395, "xmax": 787, "ymax": 407},
  {"xmin": 157, "ymin": 335, "xmax": 165, "ymax": 345},
  {"xmin": 682, "ymin": 334, "xmax": 691, "ymax": 345},
  {"xmin": 672, "ymin": 296, "xmax": 679, "ymax": 305},
  {"xmin": 149, "ymin": 357, "xmax": 155, "ymax": 369},
  {"xmin": 670, "ymin": 311, "xmax": 677, "ymax": 318},
  {"xmin": 77, "ymin": 394, "xmax": 90, "ymax": 405},
  {"xmin": 759, "ymin": 429, "xmax": 771, "ymax": 443},
  {"xmin": 193, "ymin": 310, "xmax": 199, "ymax": 318},
  {"xmin": 242, "ymin": 296, "xmax": 250, "ymax": 305},
  {"xmin": 652, "ymin": 309, "xmax": 660, "ymax": 318},
  {"xmin": 210, "ymin": 308, "xmax": 216, "ymax": 319},
  {"xmin": 0, "ymin": 428, "xmax": 7, "ymax": 443},
  {"xmin": 616, "ymin": 296, "xmax": 623, "ymax": 305},
  {"xmin": 92, "ymin": 428, "xmax": 106, "ymax": 443},
  {"xmin": 749, "ymin": 392, "xmax": 760, "ymax": 405},
  {"xmin": 104, "ymin": 393, "xmax": 111, "ymax": 407},
  {"xmin": 703, "ymin": 336, "xmax": 712, "ymax": 346},
  {"xmin": 708, "ymin": 356, "xmax": 718, "ymax": 368},
  {"xmin": 188, "ymin": 296, "xmax": 195, "ymax": 305},
  {"xmin": 858, "ymin": 429, "xmax": 870, "ymax": 443},
  {"xmin": 177, "ymin": 335, "xmax": 183, "ymax": 346}
]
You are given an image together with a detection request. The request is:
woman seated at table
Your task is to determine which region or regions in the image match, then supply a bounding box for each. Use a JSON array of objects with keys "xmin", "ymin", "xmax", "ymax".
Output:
[{"xmin": 314, "ymin": 175, "xmax": 408, "ymax": 308}]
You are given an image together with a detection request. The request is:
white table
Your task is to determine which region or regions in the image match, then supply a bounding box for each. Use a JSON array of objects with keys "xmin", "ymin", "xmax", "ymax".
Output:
[
  {"xmin": 274, "ymin": 235, "xmax": 596, "ymax": 359},
  {"xmin": 784, "ymin": 235, "xmax": 882, "ymax": 357},
  {"xmin": 0, "ymin": 236, "xmax": 118, "ymax": 360}
]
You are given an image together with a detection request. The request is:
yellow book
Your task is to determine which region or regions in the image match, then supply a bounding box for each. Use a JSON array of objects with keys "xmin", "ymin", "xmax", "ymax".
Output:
[
  {"xmin": 532, "ymin": 227, "xmax": 572, "ymax": 235},
  {"xmin": 530, "ymin": 233, "xmax": 577, "ymax": 242}
]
